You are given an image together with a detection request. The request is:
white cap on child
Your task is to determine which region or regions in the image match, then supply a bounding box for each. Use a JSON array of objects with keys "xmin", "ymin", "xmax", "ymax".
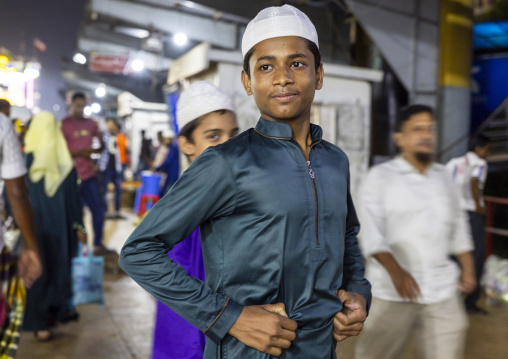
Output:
[
  {"xmin": 162, "ymin": 129, "xmax": 174, "ymax": 139},
  {"xmin": 176, "ymin": 81, "xmax": 235, "ymax": 131},
  {"xmin": 241, "ymin": 4, "xmax": 319, "ymax": 58}
]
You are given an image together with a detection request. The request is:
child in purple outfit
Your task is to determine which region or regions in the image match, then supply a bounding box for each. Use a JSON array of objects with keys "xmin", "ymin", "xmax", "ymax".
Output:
[{"xmin": 152, "ymin": 81, "xmax": 239, "ymax": 359}]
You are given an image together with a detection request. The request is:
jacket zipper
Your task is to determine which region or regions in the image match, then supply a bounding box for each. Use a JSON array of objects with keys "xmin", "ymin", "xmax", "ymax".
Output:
[
  {"xmin": 306, "ymin": 160, "xmax": 319, "ymax": 244},
  {"xmin": 308, "ymin": 141, "xmax": 321, "ymax": 244},
  {"xmin": 254, "ymin": 128, "xmax": 321, "ymax": 244}
]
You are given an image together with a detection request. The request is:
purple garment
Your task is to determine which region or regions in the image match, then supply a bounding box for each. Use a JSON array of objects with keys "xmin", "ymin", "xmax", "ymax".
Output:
[{"xmin": 152, "ymin": 228, "xmax": 206, "ymax": 359}]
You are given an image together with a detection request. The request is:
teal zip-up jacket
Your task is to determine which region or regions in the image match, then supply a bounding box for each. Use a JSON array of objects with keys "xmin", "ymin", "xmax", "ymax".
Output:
[{"xmin": 119, "ymin": 117, "xmax": 371, "ymax": 358}]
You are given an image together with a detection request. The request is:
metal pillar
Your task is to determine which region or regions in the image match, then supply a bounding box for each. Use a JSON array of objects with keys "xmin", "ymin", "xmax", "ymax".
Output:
[{"xmin": 438, "ymin": 0, "xmax": 474, "ymax": 162}]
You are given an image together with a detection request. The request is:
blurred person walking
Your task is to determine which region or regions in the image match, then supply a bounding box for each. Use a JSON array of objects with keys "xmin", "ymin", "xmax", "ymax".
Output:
[
  {"xmin": 22, "ymin": 111, "xmax": 86, "ymax": 341},
  {"xmin": 152, "ymin": 130, "xmax": 174, "ymax": 169},
  {"xmin": 151, "ymin": 81, "xmax": 239, "ymax": 359},
  {"xmin": 137, "ymin": 130, "xmax": 153, "ymax": 174},
  {"xmin": 117, "ymin": 126, "xmax": 129, "ymax": 173},
  {"xmin": 120, "ymin": 5, "xmax": 371, "ymax": 358},
  {"xmin": 356, "ymin": 105, "xmax": 476, "ymax": 359},
  {"xmin": 99, "ymin": 118, "xmax": 124, "ymax": 219},
  {"xmin": 0, "ymin": 99, "xmax": 42, "ymax": 356},
  {"xmin": 61, "ymin": 93, "xmax": 108, "ymax": 254},
  {"xmin": 447, "ymin": 135, "xmax": 490, "ymax": 314},
  {"xmin": 153, "ymin": 130, "xmax": 178, "ymax": 196}
]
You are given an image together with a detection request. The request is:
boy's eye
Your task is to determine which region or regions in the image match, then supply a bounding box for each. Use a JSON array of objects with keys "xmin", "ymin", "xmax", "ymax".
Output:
[
  {"xmin": 292, "ymin": 61, "xmax": 303, "ymax": 68},
  {"xmin": 260, "ymin": 64, "xmax": 272, "ymax": 71}
]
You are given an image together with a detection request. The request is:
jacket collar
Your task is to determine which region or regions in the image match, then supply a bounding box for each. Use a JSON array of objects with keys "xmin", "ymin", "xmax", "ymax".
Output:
[{"xmin": 255, "ymin": 117, "xmax": 323, "ymax": 142}]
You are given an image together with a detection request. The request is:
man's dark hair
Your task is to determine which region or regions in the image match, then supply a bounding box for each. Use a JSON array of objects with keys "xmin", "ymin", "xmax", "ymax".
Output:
[
  {"xmin": 0, "ymin": 99, "xmax": 10, "ymax": 111},
  {"xmin": 395, "ymin": 104, "xmax": 434, "ymax": 132},
  {"xmin": 242, "ymin": 38, "xmax": 321, "ymax": 78},
  {"xmin": 178, "ymin": 110, "xmax": 227, "ymax": 144},
  {"xmin": 71, "ymin": 92, "xmax": 86, "ymax": 102},
  {"xmin": 469, "ymin": 134, "xmax": 489, "ymax": 151}
]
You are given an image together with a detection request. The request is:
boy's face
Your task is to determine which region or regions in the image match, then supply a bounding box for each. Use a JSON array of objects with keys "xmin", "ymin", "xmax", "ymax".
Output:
[
  {"xmin": 178, "ymin": 110, "xmax": 239, "ymax": 163},
  {"xmin": 476, "ymin": 144, "xmax": 490, "ymax": 159},
  {"xmin": 106, "ymin": 120, "xmax": 118, "ymax": 134},
  {"xmin": 241, "ymin": 36, "xmax": 323, "ymax": 123}
]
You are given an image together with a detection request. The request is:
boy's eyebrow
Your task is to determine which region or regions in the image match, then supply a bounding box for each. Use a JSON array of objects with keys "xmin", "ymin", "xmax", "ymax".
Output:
[
  {"xmin": 256, "ymin": 55, "xmax": 276, "ymax": 63},
  {"xmin": 288, "ymin": 53, "xmax": 308, "ymax": 60},
  {"xmin": 256, "ymin": 53, "xmax": 308, "ymax": 63}
]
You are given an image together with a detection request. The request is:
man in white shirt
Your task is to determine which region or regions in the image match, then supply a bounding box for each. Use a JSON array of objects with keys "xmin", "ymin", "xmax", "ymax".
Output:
[
  {"xmin": 446, "ymin": 135, "xmax": 489, "ymax": 314},
  {"xmin": 355, "ymin": 105, "xmax": 476, "ymax": 359}
]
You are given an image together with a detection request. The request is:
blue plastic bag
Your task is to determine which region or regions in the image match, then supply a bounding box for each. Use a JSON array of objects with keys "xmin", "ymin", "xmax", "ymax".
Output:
[{"xmin": 71, "ymin": 244, "xmax": 105, "ymax": 307}]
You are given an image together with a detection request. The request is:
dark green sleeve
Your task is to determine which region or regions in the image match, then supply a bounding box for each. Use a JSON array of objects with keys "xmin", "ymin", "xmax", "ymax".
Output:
[
  {"xmin": 118, "ymin": 148, "xmax": 243, "ymax": 343},
  {"xmin": 341, "ymin": 165, "xmax": 372, "ymax": 312}
]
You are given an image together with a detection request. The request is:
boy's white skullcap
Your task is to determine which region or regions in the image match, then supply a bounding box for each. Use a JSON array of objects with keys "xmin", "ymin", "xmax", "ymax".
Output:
[
  {"xmin": 241, "ymin": 4, "xmax": 319, "ymax": 58},
  {"xmin": 162, "ymin": 129, "xmax": 174, "ymax": 138},
  {"xmin": 176, "ymin": 81, "xmax": 235, "ymax": 130}
]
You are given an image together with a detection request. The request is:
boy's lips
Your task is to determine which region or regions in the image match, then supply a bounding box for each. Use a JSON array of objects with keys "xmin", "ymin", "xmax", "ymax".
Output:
[{"xmin": 272, "ymin": 92, "xmax": 297, "ymax": 102}]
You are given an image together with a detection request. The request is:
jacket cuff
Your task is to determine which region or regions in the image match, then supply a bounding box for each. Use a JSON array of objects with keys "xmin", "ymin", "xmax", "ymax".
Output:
[
  {"xmin": 344, "ymin": 283, "xmax": 372, "ymax": 314},
  {"xmin": 203, "ymin": 297, "xmax": 243, "ymax": 344}
]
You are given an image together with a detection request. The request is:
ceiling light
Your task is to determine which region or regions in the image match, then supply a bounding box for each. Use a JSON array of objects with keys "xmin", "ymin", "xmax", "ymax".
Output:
[
  {"xmin": 73, "ymin": 53, "xmax": 87, "ymax": 65},
  {"xmin": 173, "ymin": 33, "xmax": 188, "ymax": 46},
  {"xmin": 95, "ymin": 85, "xmax": 106, "ymax": 98},
  {"xmin": 131, "ymin": 59, "xmax": 145, "ymax": 72},
  {"xmin": 84, "ymin": 106, "xmax": 92, "ymax": 116},
  {"xmin": 91, "ymin": 103, "xmax": 101, "ymax": 113}
]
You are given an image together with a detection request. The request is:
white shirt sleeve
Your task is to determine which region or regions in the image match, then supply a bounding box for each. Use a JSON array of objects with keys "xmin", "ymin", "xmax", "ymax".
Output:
[
  {"xmin": 470, "ymin": 160, "xmax": 487, "ymax": 179},
  {"xmin": 0, "ymin": 114, "xmax": 27, "ymax": 180},
  {"xmin": 448, "ymin": 177, "xmax": 474, "ymax": 254},
  {"xmin": 358, "ymin": 167, "xmax": 392, "ymax": 258}
]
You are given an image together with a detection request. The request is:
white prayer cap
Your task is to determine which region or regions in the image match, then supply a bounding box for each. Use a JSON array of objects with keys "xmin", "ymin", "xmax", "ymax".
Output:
[
  {"xmin": 177, "ymin": 81, "xmax": 235, "ymax": 130},
  {"xmin": 241, "ymin": 4, "xmax": 319, "ymax": 58},
  {"xmin": 162, "ymin": 129, "xmax": 174, "ymax": 138}
]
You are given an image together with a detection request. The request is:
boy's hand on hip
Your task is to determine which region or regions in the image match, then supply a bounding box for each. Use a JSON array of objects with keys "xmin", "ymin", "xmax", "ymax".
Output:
[
  {"xmin": 228, "ymin": 303, "xmax": 298, "ymax": 357},
  {"xmin": 333, "ymin": 290, "xmax": 367, "ymax": 342}
]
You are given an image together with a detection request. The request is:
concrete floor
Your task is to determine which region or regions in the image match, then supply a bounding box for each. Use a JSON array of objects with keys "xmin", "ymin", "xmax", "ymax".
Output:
[{"xmin": 17, "ymin": 209, "xmax": 508, "ymax": 359}]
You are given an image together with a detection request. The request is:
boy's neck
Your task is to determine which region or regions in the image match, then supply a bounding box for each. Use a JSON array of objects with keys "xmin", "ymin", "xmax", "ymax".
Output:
[{"xmin": 267, "ymin": 113, "xmax": 312, "ymax": 160}]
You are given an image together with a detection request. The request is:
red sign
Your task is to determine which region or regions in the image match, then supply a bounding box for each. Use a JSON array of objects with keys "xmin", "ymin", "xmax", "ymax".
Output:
[{"xmin": 89, "ymin": 53, "xmax": 130, "ymax": 74}]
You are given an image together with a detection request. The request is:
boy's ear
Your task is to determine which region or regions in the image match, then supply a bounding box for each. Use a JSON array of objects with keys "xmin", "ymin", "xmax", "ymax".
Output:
[
  {"xmin": 241, "ymin": 70, "xmax": 253, "ymax": 96},
  {"xmin": 177, "ymin": 135, "xmax": 195, "ymax": 158},
  {"xmin": 315, "ymin": 63, "xmax": 324, "ymax": 90}
]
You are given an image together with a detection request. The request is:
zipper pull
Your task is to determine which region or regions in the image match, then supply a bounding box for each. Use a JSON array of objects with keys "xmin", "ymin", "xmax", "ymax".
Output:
[{"xmin": 307, "ymin": 161, "xmax": 315, "ymax": 179}]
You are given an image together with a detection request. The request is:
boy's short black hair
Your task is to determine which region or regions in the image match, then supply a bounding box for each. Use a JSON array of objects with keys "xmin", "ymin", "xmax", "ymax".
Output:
[
  {"xmin": 242, "ymin": 37, "xmax": 321, "ymax": 78},
  {"xmin": 395, "ymin": 104, "xmax": 434, "ymax": 132},
  {"xmin": 178, "ymin": 110, "xmax": 227, "ymax": 144},
  {"xmin": 469, "ymin": 134, "xmax": 489, "ymax": 151},
  {"xmin": 72, "ymin": 92, "xmax": 86, "ymax": 102},
  {"xmin": 0, "ymin": 99, "xmax": 10, "ymax": 111}
]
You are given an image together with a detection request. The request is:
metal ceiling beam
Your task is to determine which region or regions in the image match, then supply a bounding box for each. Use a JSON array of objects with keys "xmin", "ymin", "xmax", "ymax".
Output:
[
  {"xmin": 90, "ymin": 0, "xmax": 238, "ymax": 49},
  {"xmin": 81, "ymin": 25, "xmax": 143, "ymax": 51},
  {"xmin": 133, "ymin": 0, "xmax": 250, "ymax": 24}
]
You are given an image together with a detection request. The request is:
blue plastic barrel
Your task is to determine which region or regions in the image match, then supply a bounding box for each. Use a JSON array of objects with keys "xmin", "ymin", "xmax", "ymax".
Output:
[{"xmin": 141, "ymin": 171, "xmax": 162, "ymax": 196}]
